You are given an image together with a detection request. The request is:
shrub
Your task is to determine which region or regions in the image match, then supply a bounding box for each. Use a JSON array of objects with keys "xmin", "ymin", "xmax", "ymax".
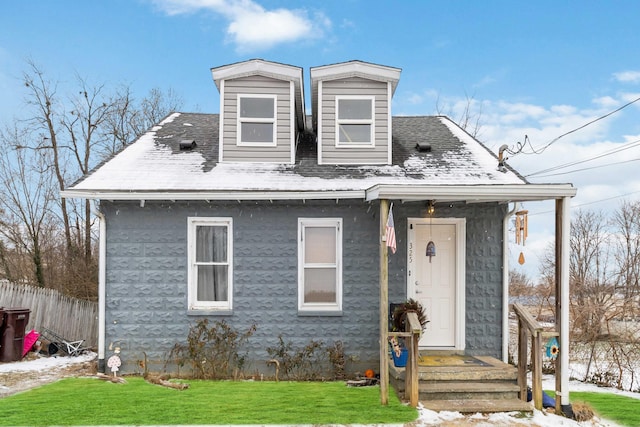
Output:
[
  {"xmin": 266, "ymin": 336, "xmax": 355, "ymax": 380},
  {"xmin": 168, "ymin": 319, "xmax": 256, "ymax": 379}
]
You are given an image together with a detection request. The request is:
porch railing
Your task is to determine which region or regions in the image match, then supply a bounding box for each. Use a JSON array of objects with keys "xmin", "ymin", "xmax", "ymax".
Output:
[
  {"xmin": 388, "ymin": 311, "xmax": 421, "ymax": 407},
  {"xmin": 512, "ymin": 303, "xmax": 559, "ymax": 411}
]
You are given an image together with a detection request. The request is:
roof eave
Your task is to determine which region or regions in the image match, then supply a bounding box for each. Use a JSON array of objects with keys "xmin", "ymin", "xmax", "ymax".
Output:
[
  {"xmin": 60, "ymin": 189, "xmax": 366, "ymax": 201},
  {"xmin": 364, "ymin": 183, "xmax": 578, "ymax": 203}
]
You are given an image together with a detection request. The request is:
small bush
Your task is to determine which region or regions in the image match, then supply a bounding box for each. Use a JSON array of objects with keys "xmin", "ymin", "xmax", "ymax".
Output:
[
  {"xmin": 571, "ymin": 402, "xmax": 595, "ymax": 422},
  {"xmin": 266, "ymin": 336, "xmax": 355, "ymax": 380},
  {"xmin": 168, "ymin": 319, "xmax": 256, "ymax": 379}
]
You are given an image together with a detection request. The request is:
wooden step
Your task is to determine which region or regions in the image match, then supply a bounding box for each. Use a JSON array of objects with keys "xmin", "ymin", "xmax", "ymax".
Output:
[
  {"xmin": 418, "ymin": 356, "xmax": 519, "ymax": 382},
  {"xmin": 419, "ymin": 381, "xmax": 520, "ymax": 401},
  {"xmin": 422, "ymin": 398, "xmax": 533, "ymax": 413}
]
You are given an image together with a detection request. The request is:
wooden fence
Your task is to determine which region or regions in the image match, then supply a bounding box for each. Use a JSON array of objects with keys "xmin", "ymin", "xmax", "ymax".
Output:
[{"xmin": 0, "ymin": 281, "xmax": 98, "ymax": 349}]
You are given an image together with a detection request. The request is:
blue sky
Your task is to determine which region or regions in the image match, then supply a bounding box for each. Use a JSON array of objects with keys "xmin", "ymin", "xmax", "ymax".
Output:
[{"xmin": 1, "ymin": 0, "xmax": 640, "ymax": 277}]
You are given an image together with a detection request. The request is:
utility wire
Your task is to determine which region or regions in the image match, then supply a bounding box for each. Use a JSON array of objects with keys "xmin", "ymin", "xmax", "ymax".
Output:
[
  {"xmin": 526, "ymin": 137, "xmax": 640, "ymax": 177},
  {"xmin": 506, "ymin": 95, "xmax": 640, "ymax": 158},
  {"xmin": 533, "ymin": 95, "xmax": 640, "ymax": 154},
  {"xmin": 528, "ymin": 189, "xmax": 640, "ymax": 216},
  {"xmin": 532, "ymin": 157, "xmax": 640, "ymax": 178}
]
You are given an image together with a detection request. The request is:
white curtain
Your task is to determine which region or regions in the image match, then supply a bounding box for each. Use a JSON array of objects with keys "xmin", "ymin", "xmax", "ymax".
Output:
[{"xmin": 196, "ymin": 225, "xmax": 228, "ymax": 301}]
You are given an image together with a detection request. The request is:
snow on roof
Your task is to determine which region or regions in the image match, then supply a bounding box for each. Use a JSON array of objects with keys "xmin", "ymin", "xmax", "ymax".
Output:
[{"xmin": 66, "ymin": 112, "xmax": 528, "ymax": 197}]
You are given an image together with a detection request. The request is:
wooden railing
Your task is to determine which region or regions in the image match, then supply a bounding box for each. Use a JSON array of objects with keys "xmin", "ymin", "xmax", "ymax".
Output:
[
  {"xmin": 388, "ymin": 311, "xmax": 421, "ymax": 407},
  {"xmin": 512, "ymin": 303, "xmax": 559, "ymax": 411}
]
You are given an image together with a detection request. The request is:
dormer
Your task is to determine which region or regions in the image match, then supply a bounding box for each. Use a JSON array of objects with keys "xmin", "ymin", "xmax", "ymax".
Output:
[
  {"xmin": 310, "ymin": 61, "xmax": 401, "ymax": 165},
  {"xmin": 211, "ymin": 59, "xmax": 305, "ymax": 163}
]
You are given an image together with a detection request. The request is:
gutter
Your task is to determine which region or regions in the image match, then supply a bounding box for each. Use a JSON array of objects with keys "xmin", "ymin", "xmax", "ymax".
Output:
[
  {"xmin": 502, "ymin": 202, "xmax": 519, "ymax": 362},
  {"xmin": 97, "ymin": 209, "xmax": 107, "ymax": 373}
]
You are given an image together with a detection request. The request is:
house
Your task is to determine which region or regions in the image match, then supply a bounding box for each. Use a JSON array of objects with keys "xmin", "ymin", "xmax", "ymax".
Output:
[{"xmin": 62, "ymin": 59, "xmax": 575, "ymax": 406}]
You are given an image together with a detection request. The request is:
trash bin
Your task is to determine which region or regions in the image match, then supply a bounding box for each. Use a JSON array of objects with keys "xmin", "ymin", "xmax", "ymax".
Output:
[{"xmin": 0, "ymin": 308, "xmax": 30, "ymax": 362}]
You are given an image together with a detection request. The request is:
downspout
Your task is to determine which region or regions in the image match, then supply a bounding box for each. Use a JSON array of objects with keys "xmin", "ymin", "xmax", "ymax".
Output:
[
  {"xmin": 97, "ymin": 209, "xmax": 107, "ymax": 373},
  {"xmin": 502, "ymin": 202, "xmax": 520, "ymax": 362}
]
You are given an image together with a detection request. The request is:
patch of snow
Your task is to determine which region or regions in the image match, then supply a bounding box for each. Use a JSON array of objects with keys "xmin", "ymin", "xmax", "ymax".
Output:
[{"xmin": 0, "ymin": 352, "xmax": 96, "ymax": 373}]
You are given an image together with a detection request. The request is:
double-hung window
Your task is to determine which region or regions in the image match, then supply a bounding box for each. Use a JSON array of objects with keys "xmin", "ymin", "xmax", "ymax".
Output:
[
  {"xmin": 335, "ymin": 96, "xmax": 374, "ymax": 147},
  {"xmin": 237, "ymin": 94, "xmax": 277, "ymax": 146},
  {"xmin": 188, "ymin": 217, "xmax": 233, "ymax": 311},
  {"xmin": 298, "ymin": 218, "xmax": 342, "ymax": 312}
]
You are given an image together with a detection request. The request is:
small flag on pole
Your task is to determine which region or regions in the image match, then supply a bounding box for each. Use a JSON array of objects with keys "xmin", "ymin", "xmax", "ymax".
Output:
[{"xmin": 385, "ymin": 203, "xmax": 397, "ymax": 254}]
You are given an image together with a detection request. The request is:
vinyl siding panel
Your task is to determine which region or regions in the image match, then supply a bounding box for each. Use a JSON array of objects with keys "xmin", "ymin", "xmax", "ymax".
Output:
[
  {"xmin": 222, "ymin": 75, "xmax": 294, "ymax": 163},
  {"xmin": 319, "ymin": 77, "xmax": 390, "ymax": 165}
]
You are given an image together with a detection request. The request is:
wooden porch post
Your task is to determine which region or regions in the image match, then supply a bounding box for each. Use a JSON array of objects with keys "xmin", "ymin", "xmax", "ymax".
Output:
[
  {"xmin": 379, "ymin": 199, "xmax": 390, "ymax": 405},
  {"xmin": 555, "ymin": 197, "xmax": 571, "ymax": 410}
]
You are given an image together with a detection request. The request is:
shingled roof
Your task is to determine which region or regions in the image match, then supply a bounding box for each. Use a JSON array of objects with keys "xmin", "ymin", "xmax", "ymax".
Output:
[{"xmin": 62, "ymin": 112, "xmax": 575, "ymax": 202}]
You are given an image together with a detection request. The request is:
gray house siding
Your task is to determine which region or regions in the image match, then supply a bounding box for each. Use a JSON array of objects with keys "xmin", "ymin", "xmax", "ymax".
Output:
[
  {"xmin": 387, "ymin": 202, "xmax": 506, "ymax": 360},
  {"xmin": 319, "ymin": 77, "xmax": 390, "ymax": 165},
  {"xmin": 222, "ymin": 75, "xmax": 294, "ymax": 163},
  {"xmin": 102, "ymin": 199, "xmax": 505, "ymax": 375}
]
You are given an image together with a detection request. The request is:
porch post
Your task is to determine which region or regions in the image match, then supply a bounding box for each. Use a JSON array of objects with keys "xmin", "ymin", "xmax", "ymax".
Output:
[
  {"xmin": 555, "ymin": 196, "xmax": 571, "ymax": 408},
  {"xmin": 379, "ymin": 199, "xmax": 390, "ymax": 405}
]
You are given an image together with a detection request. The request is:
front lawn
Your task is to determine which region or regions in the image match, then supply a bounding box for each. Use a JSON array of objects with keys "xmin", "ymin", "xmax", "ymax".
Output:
[
  {"xmin": 0, "ymin": 377, "xmax": 417, "ymax": 426},
  {"xmin": 569, "ymin": 391, "xmax": 640, "ymax": 427}
]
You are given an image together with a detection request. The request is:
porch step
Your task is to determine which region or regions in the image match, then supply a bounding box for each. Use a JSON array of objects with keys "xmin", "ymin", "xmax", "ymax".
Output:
[
  {"xmin": 419, "ymin": 381, "xmax": 520, "ymax": 401},
  {"xmin": 390, "ymin": 354, "xmax": 533, "ymax": 413},
  {"xmin": 418, "ymin": 356, "xmax": 519, "ymax": 382},
  {"xmin": 421, "ymin": 398, "xmax": 533, "ymax": 413}
]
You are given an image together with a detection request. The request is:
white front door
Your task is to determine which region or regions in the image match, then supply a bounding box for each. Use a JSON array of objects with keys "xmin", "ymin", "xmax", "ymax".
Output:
[{"xmin": 407, "ymin": 218, "xmax": 465, "ymax": 349}]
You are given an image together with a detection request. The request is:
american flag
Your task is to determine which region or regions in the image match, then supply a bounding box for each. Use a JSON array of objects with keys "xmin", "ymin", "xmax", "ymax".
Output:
[{"xmin": 385, "ymin": 204, "xmax": 397, "ymax": 254}]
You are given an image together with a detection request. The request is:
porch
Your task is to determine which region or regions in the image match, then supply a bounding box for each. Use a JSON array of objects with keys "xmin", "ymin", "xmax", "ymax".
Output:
[{"xmin": 389, "ymin": 352, "xmax": 533, "ymax": 413}]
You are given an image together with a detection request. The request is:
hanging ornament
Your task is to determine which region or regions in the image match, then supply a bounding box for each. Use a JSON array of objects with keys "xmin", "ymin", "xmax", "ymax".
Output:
[
  {"xmin": 515, "ymin": 210, "xmax": 529, "ymax": 246},
  {"xmin": 518, "ymin": 251, "xmax": 525, "ymax": 265},
  {"xmin": 426, "ymin": 201, "xmax": 436, "ymax": 262},
  {"xmin": 545, "ymin": 337, "xmax": 559, "ymax": 359}
]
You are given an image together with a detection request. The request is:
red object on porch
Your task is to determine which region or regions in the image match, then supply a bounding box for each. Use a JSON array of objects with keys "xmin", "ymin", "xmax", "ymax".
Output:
[{"xmin": 23, "ymin": 329, "xmax": 40, "ymax": 357}]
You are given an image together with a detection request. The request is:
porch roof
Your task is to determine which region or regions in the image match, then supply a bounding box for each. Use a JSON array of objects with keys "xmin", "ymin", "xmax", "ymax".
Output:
[{"xmin": 365, "ymin": 183, "xmax": 577, "ymax": 203}]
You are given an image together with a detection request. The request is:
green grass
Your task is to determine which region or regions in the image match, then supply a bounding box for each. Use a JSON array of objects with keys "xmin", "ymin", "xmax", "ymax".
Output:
[
  {"xmin": 568, "ymin": 391, "xmax": 640, "ymax": 427},
  {"xmin": 0, "ymin": 377, "xmax": 417, "ymax": 426}
]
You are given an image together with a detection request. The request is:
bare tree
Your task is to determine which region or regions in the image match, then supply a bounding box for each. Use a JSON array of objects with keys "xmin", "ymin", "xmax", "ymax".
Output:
[
  {"xmin": 435, "ymin": 92, "xmax": 484, "ymax": 139},
  {"xmin": 103, "ymin": 85, "xmax": 183, "ymax": 156},
  {"xmin": 570, "ymin": 210, "xmax": 615, "ymax": 340},
  {"xmin": 509, "ymin": 268, "xmax": 533, "ymax": 297},
  {"xmin": 22, "ymin": 60, "xmax": 74, "ymax": 256},
  {"xmin": 611, "ymin": 200, "xmax": 640, "ymax": 307},
  {"xmin": 5, "ymin": 60, "xmax": 183, "ymax": 299},
  {"xmin": 0, "ymin": 124, "xmax": 57, "ymax": 287}
]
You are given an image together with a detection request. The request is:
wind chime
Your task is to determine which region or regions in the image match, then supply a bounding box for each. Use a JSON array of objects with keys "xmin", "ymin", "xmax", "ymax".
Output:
[
  {"xmin": 515, "ymin": 210, "xmax": 528, "ymax": 265},
  {"xmin": 426, "ymin": 200, "xmax": 436, "ymax": 262}
]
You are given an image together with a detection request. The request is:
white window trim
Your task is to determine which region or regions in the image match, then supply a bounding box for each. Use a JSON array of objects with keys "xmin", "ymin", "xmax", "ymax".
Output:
[
  {"xmin": 237, "ymin": 94, "xmax": 277, "ymax": 147},
  {"xmin": 187, "ymin": 217, "xmax": 233, "ymax": 311},
  {"xmin": 335, "ymin": 95, "xmax": 375, "ymax": 148},
  {"xmin": 298, "ymin": 218, "xmax": 343, "ymax": 312}
]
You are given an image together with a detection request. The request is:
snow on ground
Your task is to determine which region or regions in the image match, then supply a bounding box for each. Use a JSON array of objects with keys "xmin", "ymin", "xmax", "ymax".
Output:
[{"xmin": 0, "ymin": 351, "xmax": 96, "ymax": 373}]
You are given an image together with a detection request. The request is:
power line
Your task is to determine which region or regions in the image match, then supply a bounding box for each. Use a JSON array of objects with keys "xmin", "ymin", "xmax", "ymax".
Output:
[
  {"xmin": 528, "ymin": 189, "xmax": 640, "ymax": 216},
  {"xmin": 532, "ymin": 157, "xmax": 640, "ymax": 178},
  {"xmin": 526, "ymin": 137, "xmax": 640, "ymax": 177},
  {"xmin": 506, "ymin": 95, "xmax": 640, "ymax": 158}
]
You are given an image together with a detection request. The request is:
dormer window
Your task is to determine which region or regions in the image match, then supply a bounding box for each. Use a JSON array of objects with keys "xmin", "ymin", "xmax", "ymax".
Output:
[
  {"xmin": 237, "ymin": 94, "xmax": 277, "ymax": 146},
  {"xmin": 336, "ymin": 96, "xmax": 374, "ymax": 147}
]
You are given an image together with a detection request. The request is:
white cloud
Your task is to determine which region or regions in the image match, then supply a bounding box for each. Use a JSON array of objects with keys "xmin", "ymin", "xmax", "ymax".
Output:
[
  {"xmin": 593, "ymin": 95, "xmax": 619, "ymax": 108},
  {"xmin": 151, "ymin": 0, "xmax": 330, "ymax": 52},
  {"xmin": 613, "ymin": 70, "xmax": 640, "ymax": 83},
  {"xmin": 405, "ymin": 92, "xmax": 423, "ymax": 105}
]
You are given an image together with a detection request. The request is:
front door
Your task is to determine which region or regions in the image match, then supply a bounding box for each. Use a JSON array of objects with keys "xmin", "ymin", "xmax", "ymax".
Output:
[{"xmin": 407, "ymin": 218, "xmax": 465, "ymax": 349}]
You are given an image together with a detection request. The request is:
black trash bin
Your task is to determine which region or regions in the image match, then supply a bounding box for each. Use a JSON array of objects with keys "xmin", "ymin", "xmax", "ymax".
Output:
[{"xmin": 0, "ymin": 308, "xmax": 30, "ymax": 362}]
